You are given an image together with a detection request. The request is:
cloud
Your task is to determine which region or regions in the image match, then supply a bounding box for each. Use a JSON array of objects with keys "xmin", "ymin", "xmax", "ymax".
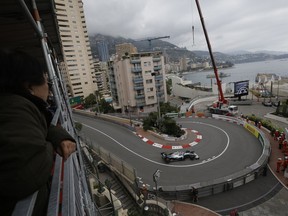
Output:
[{"xmin": 83, "ymin": 0, "xmax": 288, "ymax": 53}]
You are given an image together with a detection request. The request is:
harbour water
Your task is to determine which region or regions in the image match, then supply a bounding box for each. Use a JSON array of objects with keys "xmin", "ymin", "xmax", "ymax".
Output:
[{"xmin": 182, "ymin": 59, "xmax": 288, "ymax": 87}]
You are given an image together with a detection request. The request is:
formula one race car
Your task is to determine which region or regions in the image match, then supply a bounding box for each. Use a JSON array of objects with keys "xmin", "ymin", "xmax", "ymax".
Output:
[{"xmin": 161, "ymin": 150, "xmax": 199, "ymax": 163}]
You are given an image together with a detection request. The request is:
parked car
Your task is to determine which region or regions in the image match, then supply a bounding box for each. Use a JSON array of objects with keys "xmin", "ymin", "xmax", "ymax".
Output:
[
  {"xmin": 262, "ymin": 101, "xmax": 272, "ymax": 107},
  {"xmin": 161, "ymin": 150, "xmax": 199, "ymax": 163}
]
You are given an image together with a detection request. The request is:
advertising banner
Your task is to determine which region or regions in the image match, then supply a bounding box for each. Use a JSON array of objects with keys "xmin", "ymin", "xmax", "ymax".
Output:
[
  {"xmin": 244, "ymin": 123, "xmax": 259, "ymax": 138},
  {"xmin": 234, "ymin": 80, "xmax": 249, "ymax": 97}
]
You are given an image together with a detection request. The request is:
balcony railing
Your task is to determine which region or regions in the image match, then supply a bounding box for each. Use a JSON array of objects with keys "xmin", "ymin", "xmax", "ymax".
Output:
[
  {"xmin": 130, "ymin": 58, "xmax": 141, "ymax": 64},
  {"xmin": 134, "ymin": 85, "xmax": 144, "ymax": 90},
  {"xmin": 133, "ymin": 77, "xmax": 143, "ymax": 83},
  {"xmin": 153, "ymin": 65, "xmax": 162, "ymax": 71},
  {"xmin": 131, "ymin": 67, "xmax": 142, "ymax": 73},
  {"xmin": 136, "ymin": 101, "xmax": 146, "ymax": 107},
  {"xmin": 153, "ymin": 57, "xmax": 161, "ymax": 62},
  {"xmin": 154, "ymin": 74, "xmax": 163, "ymax": 80},
  {"xmin": 135, "ymin": 94, "xmax": 145, "ymax": 99}
]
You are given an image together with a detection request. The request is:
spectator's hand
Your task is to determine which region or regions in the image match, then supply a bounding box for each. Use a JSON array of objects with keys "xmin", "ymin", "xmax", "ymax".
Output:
[{"xmin": 57, "ymin": 140, "xmax": 76, "ymax": 161}]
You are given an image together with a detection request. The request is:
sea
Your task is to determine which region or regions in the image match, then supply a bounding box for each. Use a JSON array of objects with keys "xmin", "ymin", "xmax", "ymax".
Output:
[{"xmin": 182, "ymin": 58, "xmax": 288, "ymax": 87}]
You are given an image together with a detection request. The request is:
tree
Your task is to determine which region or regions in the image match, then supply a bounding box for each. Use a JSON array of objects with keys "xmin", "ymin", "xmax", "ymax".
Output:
[
  {"xmin": 142, "ymin": 112, "xmax": 184, "ymax": 137},
  {"xmin": 143, "ymin": 112, "xmax": 158, "ymax": 131},
  {"xmin": 160, "ymin": 102, "xmax": 179, "ymax": 114},
  {"xmin": 83, "ymin": 93, "xmax": 96, "ymax": 108},
  {"xmin": 99, "ymin": 98, "xmax": 115, "ymax": 114},
  {"xmin": 166, "ymin": 79, "xmax": 172, "ymax": 95},
  {"xmin": 161, "ymin": 116, "xmax": 184, "ymax": 137}
]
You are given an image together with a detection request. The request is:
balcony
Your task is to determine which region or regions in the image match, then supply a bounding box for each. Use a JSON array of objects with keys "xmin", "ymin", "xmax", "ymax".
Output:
[
  {"xmin": 136, "ymin": 101, "xmax": 146, "ymax": 107},
  {"xmin": 131, "ymin": 67, "xmax": 142, "ymax": 73},
  {"xmin": 134, "ymin": 85, "xmax": 144, "ymax": 90},
  {"xmin": 135, "ymin": 94, "xmax": 145, "ymax": 99},
  {"xmin": 155, "ymin": 82, "xmax": 162, "ymax": 87},
  {"xmin": 133, "ymin": 77, "xmax": 143, "ymax": 84},
  {"xmin": 155, "ymin": 74, "xmax": 163, "ymax": 80},
  {"xmin": 152, "ymin": 57, "xmax": 161, "ymax": 62},
  {"xmin": 153, "ymin": 65, "xmax": 162, "ymax": 71},
  {"xmin": 130, "ymin": 58, "xmax": 141, "ymax": 64}
]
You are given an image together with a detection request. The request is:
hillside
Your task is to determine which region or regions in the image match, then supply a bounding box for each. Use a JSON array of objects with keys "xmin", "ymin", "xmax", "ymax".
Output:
[{"xmin": 89, "ymin": 34, "xmax": 288, "ymax": 64}]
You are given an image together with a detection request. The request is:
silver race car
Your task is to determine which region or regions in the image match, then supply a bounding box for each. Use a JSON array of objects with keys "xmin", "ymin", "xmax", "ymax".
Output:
[{"xmin": 161, "ymin": 150, "xmax": 199, "ymax": 163}]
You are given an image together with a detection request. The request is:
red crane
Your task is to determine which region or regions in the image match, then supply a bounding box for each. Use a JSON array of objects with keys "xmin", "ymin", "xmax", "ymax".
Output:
[
  {"xmin": 195, "ymin": 0, "xmax": 226, "ymax": 105},
  {"xmin": 195, "ymin": 0, "xmax": 239, "ymax": 116}
]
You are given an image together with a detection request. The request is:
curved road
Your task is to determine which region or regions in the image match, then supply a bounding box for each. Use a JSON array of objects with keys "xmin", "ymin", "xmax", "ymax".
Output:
[{"xmin": 73, "ymin": 114, "xmax": 263, "ymax": 188}]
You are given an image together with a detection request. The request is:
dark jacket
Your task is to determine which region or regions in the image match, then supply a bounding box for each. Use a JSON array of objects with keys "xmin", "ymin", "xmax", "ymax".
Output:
[{"xmin": 0, "ymin": 93, "xmax": 75, "ymax": 215}]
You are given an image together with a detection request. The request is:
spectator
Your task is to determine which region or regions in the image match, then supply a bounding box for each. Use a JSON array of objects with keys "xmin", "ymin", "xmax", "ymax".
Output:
[
  {"xmin": 0, "ymin": 50, "xmax": 76, "ymax": 216},
  {"xmin": 191, "ymin": 186, "xmax": 198, "ymax": 202}
]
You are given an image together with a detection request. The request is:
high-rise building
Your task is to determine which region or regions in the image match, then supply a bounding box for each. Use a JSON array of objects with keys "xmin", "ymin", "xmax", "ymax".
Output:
[
  {"xmin": 97, "ymin": 41, "xmax": 110, "ymax": 62},
  {"xmin": 94, "ymin": 60, "xmax": 110, "ymax": 96},
  {"xmin": 54, "ymin": 0, "xmax": 97, "ymax": 98},
  {"xmin": 111, "ymin": 44, "xmax": 167, "ymax": 114}
]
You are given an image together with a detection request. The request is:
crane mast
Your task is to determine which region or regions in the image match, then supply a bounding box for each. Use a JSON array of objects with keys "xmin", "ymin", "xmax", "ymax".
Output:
[{"xmin": 195, "ymin": 0, "xmax": 226, "ymax": 104}]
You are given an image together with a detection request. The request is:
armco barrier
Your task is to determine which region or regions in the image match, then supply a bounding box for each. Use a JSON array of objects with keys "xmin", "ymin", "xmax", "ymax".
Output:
[{"xmin": 73, "ymin": 109, "xmax": 140, "ymax": 132}]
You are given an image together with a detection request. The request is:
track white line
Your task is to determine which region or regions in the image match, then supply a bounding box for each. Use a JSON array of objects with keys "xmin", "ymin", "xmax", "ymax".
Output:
[{"xmin": 82, "ymin": 122, "xmax": 230, "ymax": 168}]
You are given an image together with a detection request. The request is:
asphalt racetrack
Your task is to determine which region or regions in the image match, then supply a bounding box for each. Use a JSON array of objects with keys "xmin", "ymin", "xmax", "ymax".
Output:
[{"xmin": 73, "ymin": 114, "xmax": 263, "ymax": 188}]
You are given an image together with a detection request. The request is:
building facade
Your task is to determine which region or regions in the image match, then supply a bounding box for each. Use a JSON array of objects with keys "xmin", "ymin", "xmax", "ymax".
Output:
[
  {"xmin": 97, "ymin": 41, "xmax": 110, "ymax": 62},
  {"xmin": 111, "ymin": 47, "xmax": 167, "ymax": 114},
  {"xmin": 94, "ymin": 60, "xmax": 110, "ymax": 96},
  {"xmin": 54, "ymin": 0, "xmax": 97, "ymax": 98}
]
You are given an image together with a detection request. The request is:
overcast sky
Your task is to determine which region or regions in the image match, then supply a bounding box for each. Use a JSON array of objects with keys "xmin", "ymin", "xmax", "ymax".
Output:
[{"xmin": 83, "ymin": 0, "xmax": 288, "ymax": 53}]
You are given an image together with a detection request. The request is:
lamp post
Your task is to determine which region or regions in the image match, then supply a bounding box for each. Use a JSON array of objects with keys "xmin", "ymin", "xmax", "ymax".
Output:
[
  {"xmin": 151, "ymin": 72, "xmax": 161, "ymax": 129},
  {"xmin": 277, "ymin": 75, "xmax": 281, "ymax": 100},
  {"xmin": 128, "ymin": 100, "xmax": 132, "ymax": 126},
  {"xmin": 95, "ymin": 91, "xmax": 101, "ymax": 115},
  {"xmin": 153, "ymin": 169, "xmax": 161, "ymax": 213}
]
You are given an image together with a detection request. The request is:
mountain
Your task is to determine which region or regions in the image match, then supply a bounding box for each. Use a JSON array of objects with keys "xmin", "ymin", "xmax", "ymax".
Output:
[{"xmin": 89, "ymin": 34, "xmax": 288, "ymax": 64}]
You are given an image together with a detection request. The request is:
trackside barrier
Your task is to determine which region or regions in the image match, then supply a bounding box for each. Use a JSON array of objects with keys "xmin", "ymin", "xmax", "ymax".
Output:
[
  {"xmin": 80, "ymin": 136, "xmax": 136, "ymax": 184},
  {"xmin": 73, "ymin": 109, "xmax": 143, "ymax": 132}
]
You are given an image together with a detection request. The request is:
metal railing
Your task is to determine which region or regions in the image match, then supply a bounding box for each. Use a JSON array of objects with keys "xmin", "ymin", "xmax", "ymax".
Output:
[{"xmin": 11, "ymin": 0, "xmax": 98, "ymax": 215}]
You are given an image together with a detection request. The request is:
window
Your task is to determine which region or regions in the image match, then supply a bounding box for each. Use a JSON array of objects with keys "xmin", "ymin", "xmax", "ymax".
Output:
[
  {"xmin": 147, "ymin": 87, "xmax": 153, "ymax": 92},
  {"xmin": 148, "ymin": 96, "xmax": 154, "ymax": 100},
  {"xmin": 145, "ymin": 70, "xmax": 152, "ymax": 74},
  {"xmin": 146, "ymin": 79, "xmax": 153, "ymax": 84},
  {"xmin": 144, "ymin": 61, "xmax": 151, "ymax": 66}
]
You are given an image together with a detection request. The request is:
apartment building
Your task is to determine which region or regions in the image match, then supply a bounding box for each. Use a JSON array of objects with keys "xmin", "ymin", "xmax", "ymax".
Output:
[
  {"xmin": 54, "ymin": 0, "xmax": 97, "ymax": 98},
  {"xmin": 115, "ymin": 43, "xmax": 138, "ymax": 60},
  {"xmin": 94, "ymin": 60, "xmax": 110, "ymax": 96},
  {"xmin": 111, "ymin": 47, "xmax": 167, "ymax": 114}
]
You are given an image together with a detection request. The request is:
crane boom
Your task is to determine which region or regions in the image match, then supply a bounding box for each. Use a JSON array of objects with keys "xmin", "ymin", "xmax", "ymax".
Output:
[
  {"xmin": 195, "ymin": 0, "xmax": 226, "ymax": 104},
  {"xmin": 137, "ymin": 36, "xmax": 170, "ymax": 49}
]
